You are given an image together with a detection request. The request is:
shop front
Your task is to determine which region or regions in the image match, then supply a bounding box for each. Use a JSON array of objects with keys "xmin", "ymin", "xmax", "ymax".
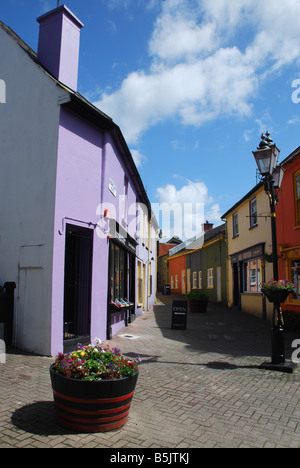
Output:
[
  {"xmin": 230, "ymin": 243, "xmax": 272, "ymax": 319},
  {"xmin": 107, "ymin": 221, "xmax": 137, "ymax": 339}
]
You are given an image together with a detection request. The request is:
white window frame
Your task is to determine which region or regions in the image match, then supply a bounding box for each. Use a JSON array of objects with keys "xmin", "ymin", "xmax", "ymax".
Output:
[
  {"xmin": 207, "ymin": 268, "xmax": 214, "ymax": 289},
  {"xmin": 199, "ymin": 271, "xmax": 203, "ymax": 289}
]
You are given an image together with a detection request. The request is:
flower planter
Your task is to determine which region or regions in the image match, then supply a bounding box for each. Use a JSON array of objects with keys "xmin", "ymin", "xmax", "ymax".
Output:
[
  {"xmin": 50, "ymin": 364, "xmax": 138, "ymax": 433},
  {"xmin": 189, "ymin": 300, "xmax": 208, "ymax": 313},
  {"xmin": 262, "ymin": 289, "xmax": 291, "ymax": 304}
]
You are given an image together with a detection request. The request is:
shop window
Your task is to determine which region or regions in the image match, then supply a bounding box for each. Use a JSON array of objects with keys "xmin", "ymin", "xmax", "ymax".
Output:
[
  {"xmin": 249, "ymin": 198, "xmax": 257, "ymax": 228},
  {"xmin": 243, "ymin": 258, "xmax": 262, "ymax": 293},
  {"xmin": 295, "ymin": 171, "xmax": 300, "ymax": 226},
  {"xmin": 233, "ymin": 212, "xmax": 239, "ymax": 237},
  {"xmin": 109, "ymin": 244, "xmax": 126, "ymax": 302},
  {"xmin": 137, "ymin": 261, "xmax": 142, "ymax": 305},
  {"xmin": 291, "ymin": 260, "xmax": 300, "ymax": 299}
]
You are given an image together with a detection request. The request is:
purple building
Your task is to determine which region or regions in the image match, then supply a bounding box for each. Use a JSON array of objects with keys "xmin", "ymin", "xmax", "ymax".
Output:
[{"xmin": 0, "ymin": 6, "xmax": 158, "ymax": 356}]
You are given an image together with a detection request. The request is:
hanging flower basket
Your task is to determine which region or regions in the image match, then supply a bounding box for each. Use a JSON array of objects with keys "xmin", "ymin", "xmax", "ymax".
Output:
[
  {"xmin": 50, "ymin": 340, "xmax": 140, "ymax": 433},
  {"xmin": 261, "ymin": 280, "xmax": 296, "ymax": 304}
]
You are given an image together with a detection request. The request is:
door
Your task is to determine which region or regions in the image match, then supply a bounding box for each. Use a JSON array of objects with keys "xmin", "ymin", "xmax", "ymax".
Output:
[
  {"xmin": 181, "ymin": 269, "xmax": 186, "ymax": 294},
  {"xmin": 63, "ymin": 224, "xmax": 93, "ymax": 350}
]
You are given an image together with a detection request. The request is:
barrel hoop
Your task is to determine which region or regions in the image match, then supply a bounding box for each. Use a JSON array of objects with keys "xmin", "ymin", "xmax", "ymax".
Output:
[
  {"xmin": 54, "ymin": 399, "xmax": 132, "ymax": 416},
  {"xmin": 56, "ymin": 407, "xmax": 130, "ymax": 424},
  {"xmin": 56, "ymin": 415, "xmax": 128, "ymax": 432},
  {"xmin": 53, "ymin": 388, "xmax": 135, "ymax": 405}
]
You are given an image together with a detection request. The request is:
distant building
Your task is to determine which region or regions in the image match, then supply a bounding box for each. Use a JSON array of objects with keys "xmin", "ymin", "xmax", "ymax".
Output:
[
  {"xmin": 157, "ymin": 237, "xmax": 182, "ymax": 291},
  {"xmin": 168, "ymin": 223, "xmax": 227, "ymax": 303}
]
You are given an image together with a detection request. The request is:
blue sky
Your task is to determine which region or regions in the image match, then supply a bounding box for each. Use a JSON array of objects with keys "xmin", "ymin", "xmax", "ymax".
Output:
[{"xmin": 2, "ymin": 0, "xmax": 300, "ymax": 240}]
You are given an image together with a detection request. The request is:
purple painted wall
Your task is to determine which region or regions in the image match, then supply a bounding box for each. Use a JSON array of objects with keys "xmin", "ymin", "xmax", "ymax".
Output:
[
  {"xmin": 37, "ymin": 6, "xmax": 83, "ymax": 91},
  {"xmin": 51, "ymin": 106, "xmax": 141, "ymax": 354}
]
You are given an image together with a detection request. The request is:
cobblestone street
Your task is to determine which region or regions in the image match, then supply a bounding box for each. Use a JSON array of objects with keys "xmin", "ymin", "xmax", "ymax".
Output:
[{"xmin": 1, "ymin": 293, "xmax": 300, "ymax": 449}]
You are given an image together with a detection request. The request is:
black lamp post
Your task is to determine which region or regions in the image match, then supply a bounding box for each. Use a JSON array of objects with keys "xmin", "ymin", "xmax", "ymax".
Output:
[{"xmin": 253, "ymin": 133, "xmax": 294, "ymax": 372}]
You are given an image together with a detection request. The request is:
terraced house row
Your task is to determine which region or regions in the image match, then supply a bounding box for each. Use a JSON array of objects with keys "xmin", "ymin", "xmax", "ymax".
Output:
[{"xmin": 165, "ymin": 147, "xmax": 300, "ymax": 323}]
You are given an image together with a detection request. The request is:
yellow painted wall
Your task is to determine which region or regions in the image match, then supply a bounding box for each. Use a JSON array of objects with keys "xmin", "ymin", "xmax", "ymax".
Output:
[{"xmin": 224, "ymin": 184, "xmax": 274, "ymax": 320}]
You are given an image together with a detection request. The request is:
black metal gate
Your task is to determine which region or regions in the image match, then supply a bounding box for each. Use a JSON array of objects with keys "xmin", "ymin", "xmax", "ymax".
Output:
[{"xmin": 63, "ymin": 224, "xmax": 93, "ymax": 351}]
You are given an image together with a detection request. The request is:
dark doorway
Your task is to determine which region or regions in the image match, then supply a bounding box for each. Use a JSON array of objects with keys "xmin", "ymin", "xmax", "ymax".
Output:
[
  {"xmin": 233, "ymin": 262, "xmax": 240, "ymax": 307},
  {"xmin": 63, "ymin": 224, "xmax": 93, "ymax": 352}
]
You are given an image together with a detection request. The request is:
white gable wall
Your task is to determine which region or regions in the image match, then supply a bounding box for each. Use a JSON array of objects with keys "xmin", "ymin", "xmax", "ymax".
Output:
[{"xmin": 0, "ymin": 26, "xmax": 68, "ymax": 354}]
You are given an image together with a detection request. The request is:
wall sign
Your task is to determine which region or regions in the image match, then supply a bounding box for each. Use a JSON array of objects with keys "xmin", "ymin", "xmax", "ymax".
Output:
[{"xmin": 109, "ymin": 178, "xmax": 117, "ymax": 197}]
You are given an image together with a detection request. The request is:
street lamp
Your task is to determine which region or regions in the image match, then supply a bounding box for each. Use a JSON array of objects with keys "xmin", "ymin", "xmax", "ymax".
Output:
[{"xmin": 253, "ymin": 133, "xmax": 293, "ymax": 372}]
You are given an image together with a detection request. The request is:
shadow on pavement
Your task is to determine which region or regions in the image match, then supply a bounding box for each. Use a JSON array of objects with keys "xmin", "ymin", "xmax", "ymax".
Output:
[{"xmin": 153, "ymin": 292, "xmax": 299, "ymax": 361}]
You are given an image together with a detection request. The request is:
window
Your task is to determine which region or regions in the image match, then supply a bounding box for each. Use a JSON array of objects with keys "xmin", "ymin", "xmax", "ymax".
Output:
[
  {"xmin": 243, "ymin": 258, "xmax": 262, "ymax": 293},
  {"xmin": 192, "ymin": 271, "xmax": 197, "ymax": 289},
  {"xmin": 109, "ymin": 244, "xmax": 126, "ymax": 301},
  {"xmin": 199, "ymin": 271, "xmax": 203, "ymax": 289},
  {"xmin": 175, "ymin": 274, "xmax": 178, "ymax": 289},
  {"xmin": 291, "ymin": 260, "xmax": 300, "ymax": 299},
  {"xmin": 122, "ymin": 177, "xmax": 128, "ymax": 221},
  {"xmin": 295, "ymin": 171, "xmax": 300, "ymax": 226},
  {"xmin": 207, "ymin": 268, "xmax": 214, "ymax": 288},
  {"xmin": 233, "ymin": 212, "xmax": 239, "ymax": 237},
  {"xmin": 137, "ymin": 261, "xmax": 142, "ymax": 305},
  {"xmin": 171, "ymin": 275, "xmax": 174, "ymax": 289},
  {"xmin": 250, "ymin": 198, "xmax": 257, "ymax": 228}
]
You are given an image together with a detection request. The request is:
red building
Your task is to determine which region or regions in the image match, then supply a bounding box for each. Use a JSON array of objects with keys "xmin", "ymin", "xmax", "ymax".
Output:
[{"xmin": 277, "ymin": 147, "xmax": 300, "ymax": 314}]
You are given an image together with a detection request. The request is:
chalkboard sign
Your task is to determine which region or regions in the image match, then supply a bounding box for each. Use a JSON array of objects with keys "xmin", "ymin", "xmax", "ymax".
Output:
[{"xmin": 171, "ymin": 300, "xmax": 187, "ymax": 330}]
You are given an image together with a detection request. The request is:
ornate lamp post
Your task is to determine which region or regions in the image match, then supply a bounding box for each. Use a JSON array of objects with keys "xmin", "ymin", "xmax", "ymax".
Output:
[{"xmin": 253, "ymin": 133, "xmax": 294, "ymax": 372}]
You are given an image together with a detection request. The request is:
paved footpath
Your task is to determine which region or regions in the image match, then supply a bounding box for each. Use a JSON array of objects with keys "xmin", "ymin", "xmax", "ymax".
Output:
[{"xmin": 1, "ymin": 293, "xmax": 300, "ymax": 449}]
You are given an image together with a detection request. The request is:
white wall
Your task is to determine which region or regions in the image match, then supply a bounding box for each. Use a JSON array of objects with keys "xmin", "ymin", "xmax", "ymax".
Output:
[{"xmin": 0, "ymin": 26, "xmax": 68, "ymax": 354}]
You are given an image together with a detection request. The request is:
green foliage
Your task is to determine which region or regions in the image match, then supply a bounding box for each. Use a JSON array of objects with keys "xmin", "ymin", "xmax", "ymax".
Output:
[{"xmin": 185, "ymin": 290, "xmax": 209, "ymax": 301}]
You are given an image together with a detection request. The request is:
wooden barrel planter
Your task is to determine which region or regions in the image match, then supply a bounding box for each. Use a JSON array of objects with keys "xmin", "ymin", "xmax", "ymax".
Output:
[
  {"xmin": 189, "ymin": 300, "xmax": 208, "ymax": 313},
  {"xmin": 50, "ymin": 364, "xmax": 138, "ymax": 433}
]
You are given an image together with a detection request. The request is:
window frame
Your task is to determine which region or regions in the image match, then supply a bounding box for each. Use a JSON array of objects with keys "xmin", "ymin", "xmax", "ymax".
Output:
[
  {"xmin": 249, "ymin": 197, "xmax": 258, "ymax": 229},
  {"xmin": 192, "ymin": 271, "xmax": 197, "ymax": 289},
  {"xmin": 198, "ymin": 271, "xmax": 203, "ymax": 289},
  {"xmin": 233, "ymin": 212, "xmax": 239, "ymax": 238},
  {"xmin": 207, "ymin": 268, "xmax": 214, "ymax": 289}
]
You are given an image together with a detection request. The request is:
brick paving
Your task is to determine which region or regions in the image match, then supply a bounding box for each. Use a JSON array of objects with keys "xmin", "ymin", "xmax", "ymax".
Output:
[{"xmin": 1, "ymin": 293, "xmax": 300, "ymax": 449}]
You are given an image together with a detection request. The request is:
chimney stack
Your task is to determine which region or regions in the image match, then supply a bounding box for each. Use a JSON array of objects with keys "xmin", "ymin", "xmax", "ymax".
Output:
[
  {"xmin": 37, "ymin": 5, "xmax": 83, "ymax": 91},
  {"xmin": 202, "ymin": 221, "xmax": 213, "ymax": 233}
]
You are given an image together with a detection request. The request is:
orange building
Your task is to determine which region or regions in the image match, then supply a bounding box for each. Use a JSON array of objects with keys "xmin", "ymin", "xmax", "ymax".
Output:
[
  {"xmin": 276, "ymin": 146, "xmax": 300, "ymax": 314},
  {"xmin": 168, "ymin": 252, "xmax": 187, "ymax": 295}
]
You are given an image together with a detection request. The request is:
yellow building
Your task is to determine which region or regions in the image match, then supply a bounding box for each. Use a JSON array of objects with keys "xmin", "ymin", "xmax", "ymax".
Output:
[{"xmin": 221, "ymin": 182, "xmax": 274, "ymax": 320}]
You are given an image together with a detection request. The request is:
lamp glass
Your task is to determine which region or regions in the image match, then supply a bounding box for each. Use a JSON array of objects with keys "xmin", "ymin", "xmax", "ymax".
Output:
[
  {"xmin": 273, "ymin": 165, "xmax": 285, "ymax": 189},
  {"xmin": 253, "ymin": 148, "xmax": 274, "ymax": 176}
]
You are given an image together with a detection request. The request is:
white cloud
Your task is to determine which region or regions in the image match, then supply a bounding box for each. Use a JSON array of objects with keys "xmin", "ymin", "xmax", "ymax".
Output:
[
  {"xmin": 93, "ymin": 0, "xmax": 300, "ymax": 144},
  {"xmin": 153, "ymin": 179, "xmax": 221, "ymax": 240},
  {"xmin": 130, "ymin": 149, "xmax": 147, "ymax": 168}
]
